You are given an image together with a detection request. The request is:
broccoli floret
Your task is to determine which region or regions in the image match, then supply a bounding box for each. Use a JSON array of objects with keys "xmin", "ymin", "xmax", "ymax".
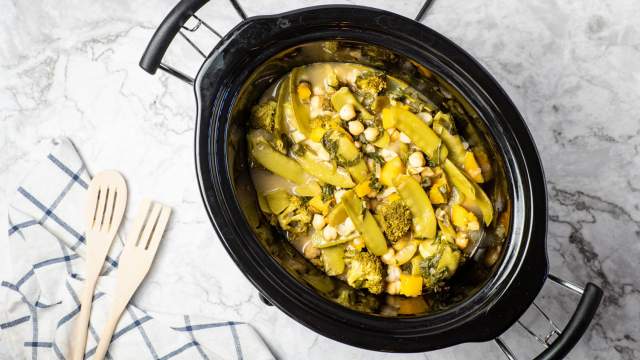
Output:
[
  {"xmin": 250, "ymin": 100, "xmax": 277, "ymax": 132},
  {"xmin": 250, "ymin": 100, "xmax": 290, "ymax": 154},
  {"xmin": 277, "ymin": 196, "xmax": 312, "ymax": 234},
  {"xmin": 356, "ymin": 71, "xmax": 387, "ymax": 96},
  {"xmin": 346, "ymin": 252, "xmax": 385, "ymax": 294},
  {"xmin": 335, "ymin": 286, "xmax": 380, "ymax": 313},
  {"xmin": 355, "ymin": 72, "xmax": 387, "ymax": 107},
  {"xmin": 378, "ymin": 200, "xmax": 412, "ymax": 242},
  {"xmin": 419, "ymin": 238, "xmax": 462, "ymax": 292}
]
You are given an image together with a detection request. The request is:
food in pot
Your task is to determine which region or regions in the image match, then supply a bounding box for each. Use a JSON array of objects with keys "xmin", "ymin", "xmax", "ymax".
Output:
[{"xmin": 247, "ymin": 62, "xmax": 495, "ymax": 299}]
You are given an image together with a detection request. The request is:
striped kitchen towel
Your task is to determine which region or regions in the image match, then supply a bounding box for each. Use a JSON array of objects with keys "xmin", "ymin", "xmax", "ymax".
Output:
[{"xmin": 1, "ymin": 138, "xmax": 274, "ymax": 360}]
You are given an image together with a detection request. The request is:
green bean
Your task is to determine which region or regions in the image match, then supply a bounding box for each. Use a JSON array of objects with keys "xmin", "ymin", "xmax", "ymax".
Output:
[
  {"xmin": 248, "ymin": 131, "xmax": 306, "ymax": 184},
  {"xmin": 293, "ymin": 152, "xmax": 355, "ymax": 188},
  {"xmin": 341, "ymin": 190, "xmax": 388, "ymax": 256},
  {"xmin": 394, "ymin": 175, "xmax": 437, "ymax": 239},
  {"xmin": 382, "ymin": 106, "xmax": 448, "ymax": 164}
]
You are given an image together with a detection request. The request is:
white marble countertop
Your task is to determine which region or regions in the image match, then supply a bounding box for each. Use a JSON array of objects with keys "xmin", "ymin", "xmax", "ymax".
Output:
[{"xmin": 2, "ymin": 0, "xmax": 639, "ymax": 359}]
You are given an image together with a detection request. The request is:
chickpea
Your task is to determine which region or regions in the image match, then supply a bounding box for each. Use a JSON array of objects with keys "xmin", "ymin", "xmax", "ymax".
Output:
[
  {"xmin": 348, "ymin": 120, "xmax": 364, "ymax": 135},
  {"xmin": 340, "ymin": 104, "xmax": 357, "ymax": 121},
  {"xmin": 408, "ymin": 152, "xmax": 426, "ymax": 168},
  {"xmin": 312, "ymin": 214, "xmax": 326, "ymax": 230},
  {"xmin": 363, "ymin": 127, "xmax": 380, "ymax": 142},
  {"xmin": 323, "ymin": 225, "xmax": 337, "ymax": 241}
]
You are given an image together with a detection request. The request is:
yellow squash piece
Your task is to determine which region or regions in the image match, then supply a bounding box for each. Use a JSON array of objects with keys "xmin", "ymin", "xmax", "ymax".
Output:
[
  {"xmin": 399, "ymin": 274, "xmax": 423, "ymax": 297},
  {"xmin": 428, "ymin": 175, "xmax": 449, "ymax": 204},
  {"xmin": 355, "ymin": 180, "xmax": 372, "ymax": 198},
  {"xmin": 341, "ymin": 190, "xmax": 388, "ymax": 256},
  {"xmin": 388, "ymin": 194, "xmax": 403, "ymax": 204},
  {"xmin": 380, "ymin": 157, "xmax": 405, "ymax": 187},
  {"xmin": 394, "ymin": 175, "xmax": 437, "ymax": 239},
  {"xmin": 397, "ymin": 296, "xmax": 428, "ymax": 314},
  {"xmin": 394, "ymin": 240, "xmax": 419, "ymax": 265},
  {"xmin": 321, "ymin": 245, "xmax": 345, "ymax": 276},
  {"xmin": 381, "ymin": 106, "xmax": 448, "ymax": 164},
  {"xmin": 442, "ymin": 159, "xmax": 493, "ymax": 225},
  {"xmin": 309, "ymin": 127, "xmax": 326, "ymax": 142},
  {"xmin": 296, "ymin": 82, "xmax": 312, "ymax": 102},
  {"xmin": 451, "ymin": 204, "xmax": 479, "ymax": 230},
  {"xmin": 249, "ymin": 131, "xmax": 306, "ymax": 184},
  {"xmin": 463, "ymin": 151, "xmax": 484, "ymax": 183},
  {"xmin": 308, "ymin": 195, "xmax": 330, "ymax": 214}
]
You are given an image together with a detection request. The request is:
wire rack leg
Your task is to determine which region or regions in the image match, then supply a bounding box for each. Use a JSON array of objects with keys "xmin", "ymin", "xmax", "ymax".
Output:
[{"xmin": 495, "ymin": 337, "xmax": 518, "ymax": 360}]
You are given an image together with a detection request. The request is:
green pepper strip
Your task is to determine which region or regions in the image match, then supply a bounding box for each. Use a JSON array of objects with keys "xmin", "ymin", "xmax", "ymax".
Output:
[
  {"xmin": 293, "ymin": 152, "xmax": 355, "ymax": 188},
  {"xmin": 442, "ymin": 159, "xmax": 493, "ymax": 225},
  {"xmin": 249, "ymin": 131, "xmax": 306, "ymax": 184},
  {"xmin": 313, "ymin": 234, "xmax": 354, "ymax": 248},
  {"xmin": 274, "ymin": 74, "xmax": 290, "ymax": 135},
  {"xmin": 289, "ymin": 68, "xmax": 312, "ymax": 136},
  {"xmin": 330, "ymin": 87, "xmax": 373, "ymax": 120},
  {"xmin": 394, "ymin": 175, "xmax": 437, "ymax": 240},
  {"xmin": 341, "ymin": 190, "xmax": 388, "ymax": 256},
  {"xmin": 382, "ymin": 106, "xmax": 448, "ymax": 164},
  {"xmin": 432, "ymin": 112, "xmax": 466, "ymax": 168},
  {"xmin": 338, "ymin": 136, "xmax": 369, "ymax": 183}
]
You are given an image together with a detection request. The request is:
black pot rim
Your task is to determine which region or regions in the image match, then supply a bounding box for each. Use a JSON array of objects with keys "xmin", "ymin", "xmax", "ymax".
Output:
[{"xmin": 193, "ymin": 5, "xmax": 548, "ymax": 352}]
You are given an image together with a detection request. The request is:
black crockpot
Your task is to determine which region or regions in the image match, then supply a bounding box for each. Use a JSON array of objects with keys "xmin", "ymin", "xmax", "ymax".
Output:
[{"xmin": 139, "ymin": 1, "xmax": 602, "ymax": 357}]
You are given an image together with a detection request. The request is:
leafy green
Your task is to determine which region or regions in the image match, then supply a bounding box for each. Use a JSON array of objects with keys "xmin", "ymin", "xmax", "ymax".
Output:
[{"xmin": 321, "ymin": 184, "xmax": 336, "ymax": 202}]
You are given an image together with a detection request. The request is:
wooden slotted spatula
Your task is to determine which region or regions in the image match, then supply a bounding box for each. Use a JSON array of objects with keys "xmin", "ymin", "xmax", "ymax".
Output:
[
  {"xmin": 71, "ymin": 170, "xmax": 127, "ymax": 360},
  {"xmin": 94, "ymin": 199, "xmax": 171, "ymax": 360}
]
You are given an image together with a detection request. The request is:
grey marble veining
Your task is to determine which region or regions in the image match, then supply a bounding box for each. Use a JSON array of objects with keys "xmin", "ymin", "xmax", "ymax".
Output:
[{"xmin": 2, "ymin": 0, "xmax": 639, "ymax": 359}]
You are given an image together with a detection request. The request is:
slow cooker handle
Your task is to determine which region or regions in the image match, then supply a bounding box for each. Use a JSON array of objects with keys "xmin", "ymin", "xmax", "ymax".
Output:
[
  {"xmin": 139, "ymin": 0, "xmax": 210, "ymax": 82},
  {"xmin": 496, "ymin": 275, "xmax": 603, "ymax": 360},
  {"xmin": 533, "ymin": 282, "xmax": 603, "ymax": 360}
]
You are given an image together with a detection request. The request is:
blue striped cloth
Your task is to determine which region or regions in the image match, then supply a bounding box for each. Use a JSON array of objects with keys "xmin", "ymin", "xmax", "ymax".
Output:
[{"xmin": 2, "ymin": 138, "xmax": 274, "ymax": 360}]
